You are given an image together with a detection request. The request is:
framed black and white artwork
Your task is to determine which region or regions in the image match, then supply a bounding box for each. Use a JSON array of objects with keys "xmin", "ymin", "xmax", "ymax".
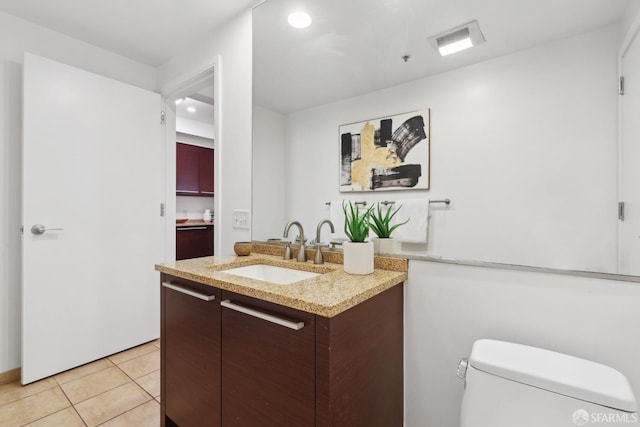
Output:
[{"xmin": 339, "ymin": 109, "xmax": 430, "ymax": 192}]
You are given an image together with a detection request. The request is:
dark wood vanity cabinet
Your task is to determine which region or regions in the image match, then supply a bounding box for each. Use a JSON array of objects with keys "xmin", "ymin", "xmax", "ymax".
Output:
[
  {"xmin": 161, "ymin": 278, "xmax": 221, "ymax": 427},
  {"xmin": 160, "ymin": 273, "xmax": 403, "ymax": 427},
  {"xmin": 175, "ymin": 224, "xmax": 213, "ymax": 260},
  {"xmin": 176, "ymin": 142, "xmax": 214, "ymax": 197}
]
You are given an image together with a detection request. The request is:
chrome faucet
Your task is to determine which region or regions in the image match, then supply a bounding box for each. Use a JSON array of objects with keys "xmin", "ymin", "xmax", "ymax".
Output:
[
  {"xmin": 283, "ymin": 221, "xmax": 306, "ymax": 262},
  {"xmin": 313, "ymin": 219, "xmax": 335, "ymax": 265}
]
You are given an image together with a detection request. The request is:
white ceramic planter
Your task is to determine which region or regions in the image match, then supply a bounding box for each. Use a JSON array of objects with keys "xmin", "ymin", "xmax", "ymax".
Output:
[
  {"xmin": 343, "ymin": 241, "xmax": 374, "ymax": 275},
  {"xmin": 372, "ymin": 237, "xmax": 397, "ymax": 254}
]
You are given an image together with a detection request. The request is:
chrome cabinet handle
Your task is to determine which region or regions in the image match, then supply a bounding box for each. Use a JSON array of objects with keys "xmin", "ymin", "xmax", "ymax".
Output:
[
  {"xmin": 31, "ymin": 224, "xmax": 64, "ymax": 235},
  {"xmin": 177, "ymin": 189, "xmax": 199, "ymax": 194},
  {"xmin": 221, "ymin": 300, "xmax": 304, "ymax": 330},
  {"xmin": 162, "ymin": 282, "xmax": 216, "ymax": 301},
  {"xmin": 200, "ymin": 191, "xmax": 215, "ymax": 195},
  {"xmin": 177, "ymin": 227, "xmax": 207, "ymax": 231}
]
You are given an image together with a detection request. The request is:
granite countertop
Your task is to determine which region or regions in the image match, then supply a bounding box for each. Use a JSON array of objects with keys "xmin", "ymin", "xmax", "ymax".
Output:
[
  {"xmin": 155, "ymin": 252, "xmax": 407, "ymax": 317},
  {"xmin": 176, "ymin": 220, "xmax": 214, "ymax": 227}
]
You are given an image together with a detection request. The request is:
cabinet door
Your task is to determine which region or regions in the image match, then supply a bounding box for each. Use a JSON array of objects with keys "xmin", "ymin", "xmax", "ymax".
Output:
[
  {"xmin": 162, "ymin": 277, "xmax": 221, "ymax": 427},
  {"xmin": 199, "ymin": 147, "xmax": 214, "ymax": 196},
  {"xmin": 221, "ymin": 292, "xmax": 315, "ymax": 427},
  {"xmin": 176, "ymin": 226, "xmax": 214, "ymax": 260},
  {"xmin": 176, "ymin": 143, "xmax": 200, "ymax": 195}
]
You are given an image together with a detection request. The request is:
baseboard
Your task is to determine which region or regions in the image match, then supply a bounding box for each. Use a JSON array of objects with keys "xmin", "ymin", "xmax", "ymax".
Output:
[{"xmin": 0, "ymin": 367, "xmax": 21, "ymax": 385}]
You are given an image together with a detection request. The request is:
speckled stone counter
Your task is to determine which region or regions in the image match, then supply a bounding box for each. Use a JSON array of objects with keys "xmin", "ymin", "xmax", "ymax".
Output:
[{"xmin": 155, "ymin": 252, "xmax": 407, "ymax": 317}]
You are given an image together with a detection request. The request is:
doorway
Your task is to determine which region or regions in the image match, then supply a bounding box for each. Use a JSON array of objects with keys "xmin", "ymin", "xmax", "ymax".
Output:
[
  {"xmin": 174, "ymin": 87, "xmax": 216, "ymax": 260},
  {"xmin": 161, "ymin": 66, "xmax": 219, "ymax": 260}
]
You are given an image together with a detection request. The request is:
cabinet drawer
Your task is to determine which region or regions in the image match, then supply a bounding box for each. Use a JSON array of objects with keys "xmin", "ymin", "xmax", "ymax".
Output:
[{"xmin": 220, "ymin": 291, "xmax": 315, "ymax": 427}]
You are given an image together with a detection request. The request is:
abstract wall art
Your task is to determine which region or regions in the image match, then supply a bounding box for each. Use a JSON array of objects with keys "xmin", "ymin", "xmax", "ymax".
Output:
[{"xmin": 339, "ymin": 109, "xmax": 430, "ymax": 192}]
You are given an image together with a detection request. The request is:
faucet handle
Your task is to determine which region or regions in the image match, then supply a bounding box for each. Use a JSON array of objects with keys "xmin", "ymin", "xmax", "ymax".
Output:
[{"xmin": 283, "ymin": 242, "xmax": 293, "ymax": 260}]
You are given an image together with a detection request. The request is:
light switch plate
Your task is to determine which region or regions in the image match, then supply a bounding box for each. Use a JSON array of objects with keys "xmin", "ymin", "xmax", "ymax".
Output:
[{"xmin": 232, "ymin": 209, "xmax": 250, "ymax": 229}]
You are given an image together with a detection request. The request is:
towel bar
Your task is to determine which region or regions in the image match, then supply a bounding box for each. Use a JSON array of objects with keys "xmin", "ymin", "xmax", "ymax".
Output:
[
  {"xmin": 325, "ymin": 201, "xmax": 367, "ymax": 206},
  {"xmin": 380, "ymin": 199, "xmax": 451, "ymax": 206}
]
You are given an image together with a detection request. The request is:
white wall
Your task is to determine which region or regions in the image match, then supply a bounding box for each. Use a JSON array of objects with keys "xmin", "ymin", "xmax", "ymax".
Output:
[
  {"xmin": 621, "ymin": 0, "xmax": 640, "ymax": 39},
  {"xmin": 158, "ymin": 10, "xmax": 253, "ymax": 257},
  {"xmin": 176, "ymin": 117, "xmax": 216, "ymax": 141},
  {"xmin": 0, "ymin": 11, "xmax": 157, "ymax": 374},
  {"xmin": 281, "ymin": 25, "xmax": 619, "ymax": 273},
  {"xmin": 252, "ymin": 104, "xmax": 287, "ymax": 241},
  {"xmin": 405, "ymin": 259, "xmax": 640, "ymax": 426}
]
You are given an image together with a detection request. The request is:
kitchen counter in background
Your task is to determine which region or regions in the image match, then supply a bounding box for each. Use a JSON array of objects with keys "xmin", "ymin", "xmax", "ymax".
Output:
[
  {"xmin": 176, "ymin": 219, "xmax": 214, "ymax": 227},
  {"xmin": 155, "ymin": 249, "xmax": 407, "ymax": 317}
]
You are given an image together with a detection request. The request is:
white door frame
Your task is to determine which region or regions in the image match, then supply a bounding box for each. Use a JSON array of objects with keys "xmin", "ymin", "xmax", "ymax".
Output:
[
  {"xmin": 618, "ymin": 11, "xmax": 640, "ymax": 273},
  {"xmin": 160, "ymin": 56, "xmax": 222, "ymax": 259}
]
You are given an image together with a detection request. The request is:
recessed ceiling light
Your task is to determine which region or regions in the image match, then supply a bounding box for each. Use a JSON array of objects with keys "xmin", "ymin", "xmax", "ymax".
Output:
[
  {"xmin": 175, "ymin": 98, "xmax": 185, "ymax": 105},
  {"xmin": 187, "ymin": 106, "xmax": 196, "ymax": 113},
  {"xmin": 428, "ymin": 20, "xmax": 485, "ymax": 57},
  {"xmin": 288, "ymin": 11, "xmax": 312, "ymax": 29}
]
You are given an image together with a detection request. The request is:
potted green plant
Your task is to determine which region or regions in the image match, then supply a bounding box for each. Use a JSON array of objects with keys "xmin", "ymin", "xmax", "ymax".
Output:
[
  {"xmin": 342, "ymin": 201, "xmax": 375, "ymax": 275},
  {"xmin": 369, "ymin": 202, "xmax": 410, "ymax": 254}
]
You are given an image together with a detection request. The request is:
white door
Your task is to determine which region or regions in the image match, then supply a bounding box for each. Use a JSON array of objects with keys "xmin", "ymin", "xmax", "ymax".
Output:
[
  {"xmin": 22, "ymin": 53, "xmax": 164, "ymax": 384},
  {"xmin": 620, "ymin": 29, "xmax": 640, "ymax": 275}
]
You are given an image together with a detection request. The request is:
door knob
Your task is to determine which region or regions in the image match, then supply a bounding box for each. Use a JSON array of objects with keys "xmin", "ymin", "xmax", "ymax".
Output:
[{"xmin": 31, "ymin": 224, "xmax": 64, "ymax": 235}]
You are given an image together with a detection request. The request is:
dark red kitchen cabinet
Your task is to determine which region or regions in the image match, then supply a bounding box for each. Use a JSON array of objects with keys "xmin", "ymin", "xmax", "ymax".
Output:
[
  {"xmin": 176, "ymin": 143, "xmax": 200, "ymax": 195},
  {"xmin": 176, "ymin": 142, "xmax": 214, "ymax": 197},
  {"xmin": 175, "ymin": 225, "xmax": 214, "ymax": 260},
  {"xmin": 199, "ymin": 147, "xmax": 214, "ymax": 195}
]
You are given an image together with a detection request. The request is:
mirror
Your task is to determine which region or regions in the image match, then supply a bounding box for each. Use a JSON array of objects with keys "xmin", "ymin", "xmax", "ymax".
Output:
[{"xmin": 252, "ymin": 0, "xmax": 637, "ymax": 274}]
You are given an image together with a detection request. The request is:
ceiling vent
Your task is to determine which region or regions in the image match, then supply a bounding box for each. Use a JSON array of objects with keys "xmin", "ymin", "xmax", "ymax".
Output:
[{"xmin": 429, "ymin": 20, "xmax": 485, "ymax": 56}]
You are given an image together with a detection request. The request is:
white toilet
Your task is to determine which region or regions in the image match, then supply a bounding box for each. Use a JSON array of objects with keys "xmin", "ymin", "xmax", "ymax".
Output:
[{"xmin": 458, "ymin": 339, "xmax": 638, "ymax": 426}]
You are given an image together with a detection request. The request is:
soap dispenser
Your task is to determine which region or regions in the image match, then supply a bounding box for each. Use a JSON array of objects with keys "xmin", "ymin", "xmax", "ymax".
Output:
[{"xmin": 203, "ymin": 209, "xmax": 212, "ymax": 222}]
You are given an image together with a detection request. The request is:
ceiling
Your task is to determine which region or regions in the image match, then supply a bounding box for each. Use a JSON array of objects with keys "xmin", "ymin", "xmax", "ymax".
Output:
[
  {"xmin": 0, "ymin": 0, "xmax": 261, "ymax": 66},
  {"xmin": 0, "ymin": 0, "xmax": 631, "ymax": 111},
  {"xmin": 253, "ymin": 0, "xmax": 632, "ymax": 114},
  {"xmin": 176, "ymin": 95, "xmax": 214, "ymax": 124}
]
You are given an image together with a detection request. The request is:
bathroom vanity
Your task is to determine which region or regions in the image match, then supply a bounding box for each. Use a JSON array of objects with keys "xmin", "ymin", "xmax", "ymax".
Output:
[{"xmin": 155, "ymin": 245, "xmax": 407, "ymax": 427}]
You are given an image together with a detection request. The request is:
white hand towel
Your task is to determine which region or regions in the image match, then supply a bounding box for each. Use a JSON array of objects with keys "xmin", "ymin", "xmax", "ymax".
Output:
[
  {"xmin": 393, "ymin": 199, "xmax": 429, "ymax": 244},
  {"xmin": 329, "ymin": 200, "xmax": 348, "ymax": 241}
]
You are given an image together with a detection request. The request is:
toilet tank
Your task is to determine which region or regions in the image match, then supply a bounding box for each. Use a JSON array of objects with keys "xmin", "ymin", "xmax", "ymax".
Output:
[{"xmin": 459, "ymin": 340, "xmax": 638, "ymax": 427}]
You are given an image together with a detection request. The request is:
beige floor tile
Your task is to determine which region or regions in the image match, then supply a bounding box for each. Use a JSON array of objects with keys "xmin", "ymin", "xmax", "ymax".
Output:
[
  {"xmin": 117, "ymin": 350, "xmax": 159, "ymax": 380},
  {"xmin": 155, "ymin": 396, "xmax": 161, "ymax": 403},
  {"xmin": 99, "ymin": 400, "xmax": 160, "ymax": 427},
  {"xmin": 75, "ymin": 381, "xmax": 150, "ymax": 427},
  {"xmin": 151, "ymin": 339, "xmax": 160, "ymax": 349},
  {"xmin": 24, "ymin": 407, "xmax": 85, "ymax": 427},
  {"xmin": 135, "ymin": 370, "xmax": 160, "ymax": 398},
  {"xmin": 0, "ymin": 386, "xmax": 70, "ymax": 427},
  {"xmin": 60, "ymin": 366, "xmax": 130, "ymax": 404},
  {"xmin": 0, "ymin": 377, "xmax": 57, "ymax": 406},
  {"xmin": 54, "ymin": 359, "xmax": 113, "ymax": 385},
  {"xmin": 108, "ymin": 343, "xmax": 158, "ymax": 365}
]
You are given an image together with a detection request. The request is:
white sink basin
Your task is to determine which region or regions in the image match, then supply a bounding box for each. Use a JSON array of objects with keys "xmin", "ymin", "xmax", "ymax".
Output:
[{"xmin": 221, "ymin": 264, "xmax": 320, "ymax": 285}]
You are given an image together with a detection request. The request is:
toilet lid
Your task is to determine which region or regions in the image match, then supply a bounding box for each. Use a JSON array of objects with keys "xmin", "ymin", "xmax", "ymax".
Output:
[{"xmin": 468, "ymin": 339, "xmax": 638, "ymax": 412}]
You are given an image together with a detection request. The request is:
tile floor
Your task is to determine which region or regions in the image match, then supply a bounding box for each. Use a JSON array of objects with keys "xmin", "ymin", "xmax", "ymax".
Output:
[{"xmin": 0, "ymin": 340, "xmax": 161, "ymax": 427}]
